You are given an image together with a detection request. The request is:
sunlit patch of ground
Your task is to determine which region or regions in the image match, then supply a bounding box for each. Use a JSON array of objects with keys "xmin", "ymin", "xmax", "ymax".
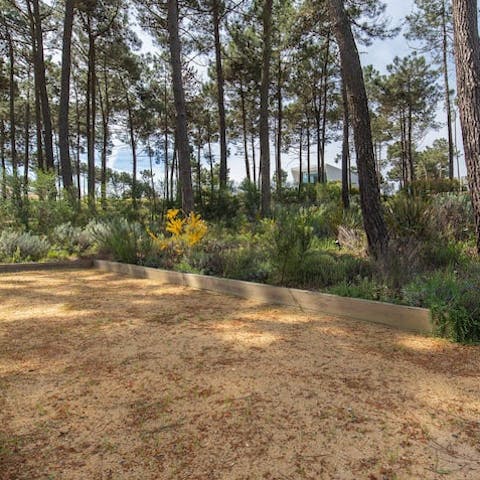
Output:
[{"xmin": 1, "ymin": 269, "xmax": 479, "ymax": 480}]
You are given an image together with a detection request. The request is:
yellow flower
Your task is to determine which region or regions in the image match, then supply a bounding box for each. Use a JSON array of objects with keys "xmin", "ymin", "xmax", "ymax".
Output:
[
  {"xmin": 166, "ymin": 217, "xmax": 185, "ymax": 236},
  {"xmin": 166, "ymin": 208, "xmax": 180, "ymax": 220}
]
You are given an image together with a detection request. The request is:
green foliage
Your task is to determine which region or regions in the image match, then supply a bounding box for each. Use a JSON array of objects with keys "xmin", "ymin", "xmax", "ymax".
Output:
[
  {"xmin": 407, "ymin": 178, "xmax": 462, "ymax": 196},
  {"xmin": 328, "ymin": 278, "xmax": 391, "ymax": 302},
  {"xmin": 429, "ymin": 193, "xmax": 474, "ymax": 242},
  {"xmin": 201, "ymin": 190, "xmax": 242, "ymax": 227},
  {"xmin": 50, "ymin": 223, "xmax": 94, "ymax": 254},
  {"xmin": 237, "ymin": 179, "xmax": 260, "ymax": 221},
  {"xmin": 0, "ymin": 230, "xmax": 50, "ymax": 263},
  {"xmin": 385, "ymin": 193, "xmax": 432, "ymax": 239},
  {"xmin": 403, "ymin": 267, "xmax": 480, "ymax": 343},
  {"xmin": 289, "ymin": 252, "xmax": 372, "ymax": 289},
  {"xmin": 90, "ymin": 218, "xmax": 151, "ymax": 265},
  {"xmin": 269, "ymin": 207, "xmax": 315, "ymax": 283}
]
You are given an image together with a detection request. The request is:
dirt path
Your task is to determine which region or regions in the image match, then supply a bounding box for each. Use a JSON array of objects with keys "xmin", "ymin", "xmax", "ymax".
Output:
[{"xmin": 0, "ymin": 269, "xmax": 479, "ymax": 480}]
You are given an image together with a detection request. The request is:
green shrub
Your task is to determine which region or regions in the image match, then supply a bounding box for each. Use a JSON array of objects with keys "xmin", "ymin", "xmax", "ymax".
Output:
[
  {"xmin": 222, "ymin": 245, "xmax": 271, "ymax": 282},
  {"xmin": 290, "ymin": 252, "xmax": 372, "ymax": 289},
  {"xmin": 429, "ymin": 193, "xmax": 474, "ymax": 242},
  {"xmin": 50, "ymin": 223, "xmax": 93, "ymax": 254},
  {"xmin": 327, "ymin": 278, "xmax": 391, "ymax": 302},
  {"xmin": 238, "ymin": 179, "xmax": 260, "ymax": 221},
  {"xmin": 408, "ymin": 178, "xmax": 462, "ymax": 196},
  {"xmin": 385, "ymin": 194, "xmax": 432, "ymax": 240},
  {"xmin": 403, "ymin": 268, "xmax": 480, "ymax": 343},
  {"xmin": 421, "ymin": 241, "xmax": 466, "ymax": 269},
  {"xmin": 90, "ymin": 218, "xmax": 151, "ymax": 264},
  {"xmin": 270, "ymin": 207, "xmax": 315, "ymax": 283},
  {"xmin": 0, "ymin": 230, "xmax": 50, "ymax": 262}
]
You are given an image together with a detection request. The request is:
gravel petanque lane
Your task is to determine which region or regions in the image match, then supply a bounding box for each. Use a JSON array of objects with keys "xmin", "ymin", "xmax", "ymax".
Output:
[{"xmin": 1, "ymin": 269, "xmax": 479, "ymax": 480}]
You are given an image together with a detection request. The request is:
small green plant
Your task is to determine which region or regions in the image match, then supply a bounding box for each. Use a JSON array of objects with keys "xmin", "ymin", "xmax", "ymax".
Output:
[
  {"xmin": 91, "ymin": 218, "xmax": 150, "ymax": 264},
  {"xmin": 270, "ymin": 207, "xmax": 315, "ymax": 284},
  {"xmin": 0, "ymin": 230, "xmax": 50, "ymax": 262},
  {"xmin": 403, "ymin": 267, "xmax": 480, "ymax": 343}
]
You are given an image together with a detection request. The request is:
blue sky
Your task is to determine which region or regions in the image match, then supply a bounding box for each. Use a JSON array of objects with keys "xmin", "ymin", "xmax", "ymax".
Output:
[{"xmin": 112, "ymin": 0, "xmax": 466, "ymax": 185}]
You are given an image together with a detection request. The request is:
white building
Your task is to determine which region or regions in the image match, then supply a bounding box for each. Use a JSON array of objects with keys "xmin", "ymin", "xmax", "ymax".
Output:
[{"xmin": 291, "ymin": 164, "xmax": 359, "ymax": 186}]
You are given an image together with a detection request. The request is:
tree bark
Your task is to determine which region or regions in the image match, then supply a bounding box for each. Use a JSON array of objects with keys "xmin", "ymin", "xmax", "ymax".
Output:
[
  {"xmin": 98, "ymin": 64, "xmax": 110, "ymax": 209},
  {"xmin": 452, "ymin": 0, "xmax": 480, "ymax": 253},
  {"xmin": 74, "ymin": 81, "xmax": 82, "ymax": 201},
  {"xmin": 24, "ymin": 78, "xmax": 31, "ymax": 199},
  {"xmin": 306, "ymin": 117, "xmax": 311, "ymax": 182},
  {"xmin": 124, "ymin": 87, "xmax": 138, "ymax": 210},
  {"xmin": 298, "ymin": 126, "xmax": 303, "ymax": 191},
  {"xmin": 276, "ymin": 56, "xmax": 282, "ymax": 191},
  {"xmin": 341, "ymin": 78, "xmax": 350, "ymax": 209},
  {"xmin": 260, "ymin": 0, "xmax": 273, "ymax": 215},
  {"xmin": 31, "ymin": 0, "xmax": 55, "ymax": 171},
  {"xmin": 327, "ymin": 0, "xmax": 389, "ymax": 259},
  {"xmin": 7, "ymin": 31, "xmax": 19, "ymax": 203},
  {"xmin": 239, "ymin": 79, "xmax": 251, "ymax": 182},
  {"xmin": 58, "ymin": 0, "xmax": 75, "ymax": 191},
  {"xmin": 320, "ymin": 32, "xmax": 331, "ymax": 183},
  {"xmin": 212, "ymin": 0, "xmax": 228, "ymax": 190},
  {"xmin": 86, "ymin": 21, "xmax": 96, "ymax": 210},
  {"xmin": 167, "ymin": 0, "xmax": 194, "ymax": 212},
  {"xmin": 1, "ymin": 120, "xmax": 6, "ymax": 200},
  {"xmin": 442, "ymin": 0, "xmax": 455, "ymax": 180}
]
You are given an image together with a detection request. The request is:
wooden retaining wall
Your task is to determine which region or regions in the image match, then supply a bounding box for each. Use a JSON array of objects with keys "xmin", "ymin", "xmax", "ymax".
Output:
[
  {"xmin": 0, "ymin": 259, "xmax": 93, "ymax": 273},
  {"xmin": 94, "ymin": 260, "xmax": 433, "ymax": 334}
]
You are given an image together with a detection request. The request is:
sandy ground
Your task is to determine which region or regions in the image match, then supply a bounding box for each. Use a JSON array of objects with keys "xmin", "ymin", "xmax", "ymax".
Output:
[{"xmin": 0, "ymin": 269, "xmax": 479, "ymax": 480}]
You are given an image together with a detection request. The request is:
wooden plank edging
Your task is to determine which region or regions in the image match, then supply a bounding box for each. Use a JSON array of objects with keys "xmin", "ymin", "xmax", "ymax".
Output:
[
  {"xmin": 0, "ymin": 258, "xmax": 93, "ymax": 273},
  {"xmin": 94, "ymin": 259, "xmax": 433, "ymax": 334}
]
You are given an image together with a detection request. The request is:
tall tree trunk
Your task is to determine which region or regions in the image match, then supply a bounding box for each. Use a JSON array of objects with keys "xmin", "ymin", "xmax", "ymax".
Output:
[
  {"xmin": 99, "ymin": 91, "xmax": 108, "ymax": 208},
  {"xmin": 34, "ymin": 81, "xmax": 44, "ymax": 172},
  {"xmin": 407, "ymin": 104, "xmax": 415, "ymax": 184},
  {"xmin": 212, "ymin": 0, "xmax": 228, "ymax": 190},
  {"xmin": 124, "ymin": 87, "xmax": 137, "ymax": 210},
  {"xmin": 171, "ymin": 135, "xmax": 176, "ymax": 202},
  {"xmin": 58, "ymin": 0, "xmax": 75, "ymax": 191},
  {"xmin": 208, "ymin": 134, "xmax": 214, "ymax": 195},
  {"xmin": 442, "ymin": 0, "xmax": 455, "ymax": 180},
  {"xmin": 148, "ymin": 142, "xmax": 157, "ymax": 218},
  {"xmin": 74, "ymin": 81, "xmax": 82, "ymax": 201},
  {"xmin": 328, "ymin": 0, "xmax": 389, "ymax": 259},
  {"xmin": 276, "ymin": 56, "xmax": 282, "ymax": 191},
  {"xmin": 315, "ymin": 97, "xmax": 322, "ymax": 185},
  {"xmin": 7, "ymin": 30, "xmax": 20, "ymax": 206},
  {"xmin": 298, "ymin": 126, "xmax": 303, "ymax": 191},
  {"xmin": 99, "ymin": 61, "xmax": 110, "ymax": 209},
  {"xmin": 306, "ymin": 118, "xmax": 311, "ymax": 182},
  {"xmin": 24, "ymin": 79, "xmax": 31, "ymax": 199},
  {"xmin": 167, "ymin": 0, "xmax": 194, "ymax": 212},
  {"xmin": 341, "ymin": 78, "xmax": 350, "ymax": 209},
  {"xmin": 31, "ymin": 0, "xmax": 55, "ymax": 171},
  {"xmin": 251, "ymin": 131, "xmax": 257, "ymax": 186},
  {"xmin": 28, "ymin": 9, "xmax": 44, "ymax": 172},
  {"xmin": 239, "ymin": 79, "xmax": 251, "ymax": 182},
  {"xmin": 1, "ymin": 120, "xmax": 6, "ymax": 200},
  {"xmin": 400, "ymin": 111, "xmax": 408, "ymax": 188},
  {"xmin": 260, "ymin": 0, "xmax": 273, "ymax": 215},
  {"xmin": 86, "ymin": 24, "xmax": 96, "ymax": 210},
  {"xmin": 320, "ymin": 32, "xmax": 331, "ymax": 183},
  {"xmin": 196, "ymin": 139, "xmax": 203, "ymax": 206},
  {"xmin": 164, "ymin": 75, "xmax": 169, "ymax": 202},
  {"xmin": 452, "ymin": 0, "xmax": 480, "ymax": 253}
]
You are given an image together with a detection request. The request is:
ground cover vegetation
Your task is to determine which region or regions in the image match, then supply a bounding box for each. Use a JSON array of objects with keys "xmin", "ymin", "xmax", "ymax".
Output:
[{"xmin": 1, "ymin": 0, "xmax": 480, "ymax": 342}]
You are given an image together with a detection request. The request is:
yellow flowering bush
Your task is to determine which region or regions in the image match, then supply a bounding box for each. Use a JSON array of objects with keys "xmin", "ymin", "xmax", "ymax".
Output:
[{"xmin": 148, "ymin": 209, "xmax": 207, "ymax": 255}]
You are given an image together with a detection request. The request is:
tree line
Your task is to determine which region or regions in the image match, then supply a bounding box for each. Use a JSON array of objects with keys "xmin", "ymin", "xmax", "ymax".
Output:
[{"xmin": 1, "ymin": 0, "xmax": 480, "ymax": 258}]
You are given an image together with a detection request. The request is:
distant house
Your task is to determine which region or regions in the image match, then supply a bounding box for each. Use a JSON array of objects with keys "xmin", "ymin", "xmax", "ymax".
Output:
[{"xmin": 291, "ymin": 164, "xmax": 359, "ymax": 186}]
